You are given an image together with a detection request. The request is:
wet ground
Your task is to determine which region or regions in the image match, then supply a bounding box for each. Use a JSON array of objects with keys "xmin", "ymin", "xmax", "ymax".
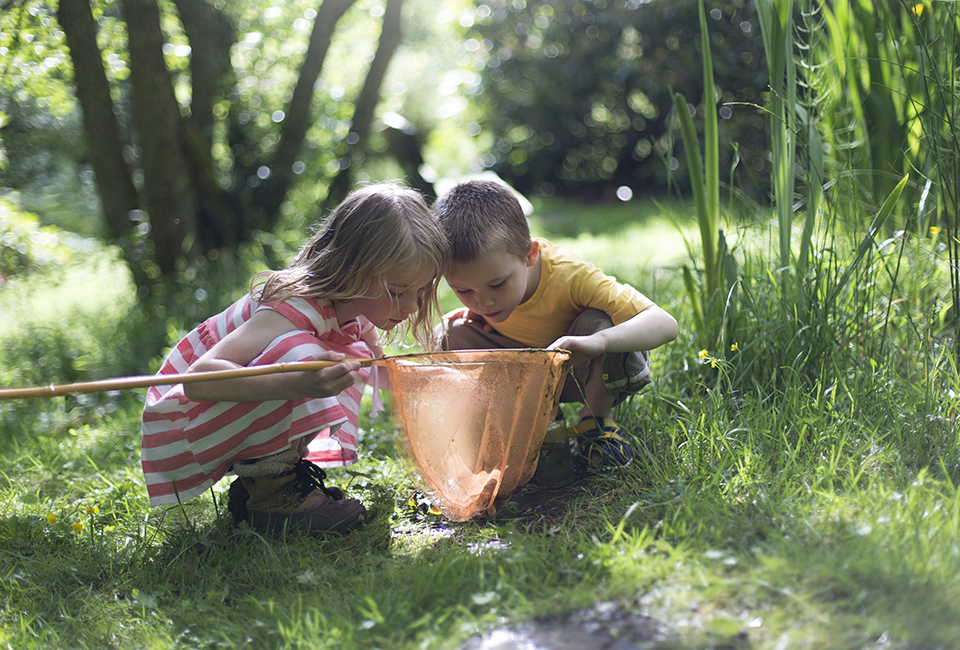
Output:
[
  {"xmin": 455, "ymin": 480, "xmax": 688, "ymax": 650},
  {"xmin": 494, "ymin": 479, "xmax": 588, "ymax": 521},
  {"xmin": 459, "ymin": 599, "xmax": 682, "ymax": 650}
]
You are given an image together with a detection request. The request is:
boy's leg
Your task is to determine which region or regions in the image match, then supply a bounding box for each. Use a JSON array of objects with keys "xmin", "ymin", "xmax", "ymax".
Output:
[
  {"xmin": 436, "ymin": 314, "xmax": 527, "ymax": 350},
  {"xmin": 558, "ymin": 310, "xmax": 651, "ymax": 407},
  {"xmin": 559, "ymin": 309, "xmax": 651, "ymax": 468}
]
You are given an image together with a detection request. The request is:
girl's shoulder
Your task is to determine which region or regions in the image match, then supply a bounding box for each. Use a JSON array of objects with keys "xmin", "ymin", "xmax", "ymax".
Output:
[{"xmin": 256, "ymin": 296, "xmax": 338, "ymax": 337}]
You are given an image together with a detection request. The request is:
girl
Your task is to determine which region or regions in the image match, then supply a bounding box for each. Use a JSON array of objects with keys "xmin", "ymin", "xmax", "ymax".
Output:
[{"xmin": 141, "ymin": 184, "xmax": 449, "ymax": 536}]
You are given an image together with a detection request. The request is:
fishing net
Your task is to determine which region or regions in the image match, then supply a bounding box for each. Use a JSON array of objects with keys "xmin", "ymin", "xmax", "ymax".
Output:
[{"xmin": 380, "ymin": 349, "xmax": 571, "ymax": 521}]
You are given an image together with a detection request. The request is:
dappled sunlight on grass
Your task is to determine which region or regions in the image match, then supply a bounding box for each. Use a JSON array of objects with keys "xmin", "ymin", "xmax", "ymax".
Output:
[
  {"xmin": 1, "ymin": 190, "xmax": 960, "ymax": 648},
  {"xmin": 0, "ymin": 247, "xmax": 134, "ymax": 340}
]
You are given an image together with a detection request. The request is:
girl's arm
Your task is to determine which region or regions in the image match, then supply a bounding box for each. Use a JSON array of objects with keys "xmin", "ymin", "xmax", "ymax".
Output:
[
  {"xmin": 183, "ymin": 309, "xmax": 362, "ymax": 402},
  {"xmin": 547, "ymin": 305, "xmax": 678, "ymax": 368}
]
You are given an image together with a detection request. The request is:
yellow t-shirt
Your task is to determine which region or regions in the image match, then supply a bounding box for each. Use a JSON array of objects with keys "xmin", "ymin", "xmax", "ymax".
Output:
[{"xmin": 489, "ymin": 238, "xmax": 654, "ymax": 348}]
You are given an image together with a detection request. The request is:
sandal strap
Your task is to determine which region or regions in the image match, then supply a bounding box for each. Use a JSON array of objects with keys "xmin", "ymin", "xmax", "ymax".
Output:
[{"xmin": 567, "ymin": 416, "xmax": 625, "ymax": 440}]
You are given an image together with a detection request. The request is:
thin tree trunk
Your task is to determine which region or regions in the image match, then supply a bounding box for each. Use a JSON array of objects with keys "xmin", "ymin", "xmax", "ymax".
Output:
[
  {"xmin": 56, "ymin": 0, "xmax": 139, "ymax": 244},
  {"xmin": 252, "ymin": 0, "xmax": 357, "ymax": 226},
  {"xmin": 325, "ymin": 0, "xmax": 404, "ymax": 208},
  {"xmin": 173, "ymin": 0, "xmax": 241, "ymax": 250},
  {"xmin": 382, "ymin": 122, "xmax": 435, "ymax": 200},
  {"xmin": 172, "ymin": 0, "xmax": 233, "ymax": 146},
  {"xmin": 124, "ymin": 0, "xmax": 197, "ymax": 274}
]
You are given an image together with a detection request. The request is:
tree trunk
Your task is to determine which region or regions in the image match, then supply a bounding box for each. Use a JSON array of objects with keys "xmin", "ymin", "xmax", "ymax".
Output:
[
  {"xmin": 124, "ymin": 0, "xmax": 197, "ymax": 274},
  {"xmin": 251, "ymin": 0, "xmax": 357, "ymax": 227},
  {"xmin": 382, "ymin": 122, "xmax": 435, "ymax": 200},
  {"xmin": 56, "ymin": 0, "xmax": 139, "ymax": 245},
  {"xmin": 172, "ymin": 0, "xmax": 234, "ymax": 147},
  {"xmin": 173, "ymin": 0, "xmax": 242, "ymax": 250},
  {"xmin": 325, "ymin": 0, "xmax": 404, "ymax": 208}
]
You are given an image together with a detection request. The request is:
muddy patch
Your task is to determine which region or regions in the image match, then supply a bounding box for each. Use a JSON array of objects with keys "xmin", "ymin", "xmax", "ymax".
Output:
[
  {"xmin": 459, "ymin": 601, "xmax": 680, "ymax": 650},
  {"xmin": 491, "ymin": 474, "xmax": 596, "ymax": 523}
]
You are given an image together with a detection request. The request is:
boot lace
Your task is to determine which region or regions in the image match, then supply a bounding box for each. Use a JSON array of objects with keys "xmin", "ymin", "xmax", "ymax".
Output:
[{"xmin": 290, "ymin": 459, "xmax": 342, "ymax": 501}]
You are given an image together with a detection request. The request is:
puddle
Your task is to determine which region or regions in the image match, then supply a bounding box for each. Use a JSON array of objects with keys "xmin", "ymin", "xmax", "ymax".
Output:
[{"xmin": 460, "ymin": 601, "xmax": 680, "ymax": 650}]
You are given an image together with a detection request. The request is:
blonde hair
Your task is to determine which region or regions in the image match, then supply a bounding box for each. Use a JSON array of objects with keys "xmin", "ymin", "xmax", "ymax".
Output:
[{"xmin": 254, "ymin": 183, "xmax": 449, "ymax": 348}]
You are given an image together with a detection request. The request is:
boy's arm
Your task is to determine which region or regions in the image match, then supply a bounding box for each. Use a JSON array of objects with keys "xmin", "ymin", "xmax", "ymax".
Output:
[
  {"xmin": 547, "ymin": 305, "xmax": 678, "ymax": 368},
  {"xmin": 184, "ymin": 309, "xmax": 362, "ymax": 402}
]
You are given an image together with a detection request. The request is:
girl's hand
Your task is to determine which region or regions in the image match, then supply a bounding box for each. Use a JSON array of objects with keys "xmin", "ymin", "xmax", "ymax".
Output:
[
  {"xmin": 300, "ymin": 351, "xmax": 362, "ymax": 398},
  {"xmin": 548, "ymin": 334, "xmax": 605, "ymax": 368}
]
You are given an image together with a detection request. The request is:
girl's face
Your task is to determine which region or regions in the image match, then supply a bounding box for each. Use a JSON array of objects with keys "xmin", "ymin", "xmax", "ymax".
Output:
[{"xmin": 335, "ymin": 264, "xmax": 435, "ymax": 331}]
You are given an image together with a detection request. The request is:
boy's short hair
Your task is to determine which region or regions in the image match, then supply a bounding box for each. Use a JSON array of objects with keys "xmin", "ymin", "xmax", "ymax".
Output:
[{"xmin": 432, "ymin": 180, "xmax": 531, "ymax": 262}]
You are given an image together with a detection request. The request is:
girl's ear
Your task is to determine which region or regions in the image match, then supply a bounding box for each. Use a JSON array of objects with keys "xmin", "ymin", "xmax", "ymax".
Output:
[{"xmin": 525, "ymin": 240, "xmax": 539, "ymax": 267}]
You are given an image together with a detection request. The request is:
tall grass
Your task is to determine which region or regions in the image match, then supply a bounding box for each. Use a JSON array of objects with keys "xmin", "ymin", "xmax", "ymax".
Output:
[
  {"xmin": 672, "ymin": 0, "xmax": 735, "ymax": 353},
  {"xmin": 756, "ymin": 0, "xmax": 799, "ymax": 274},
  {"xmin": 899, "ymin": 0, "xmax": 960, "ymax": 358}
]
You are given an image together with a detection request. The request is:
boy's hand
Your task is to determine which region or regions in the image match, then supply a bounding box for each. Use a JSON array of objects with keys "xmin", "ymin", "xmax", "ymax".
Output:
[
  {"xmin": 450, "ymin": 307, "xmax": 496, "ymax": 333},
  {"xmin": 548, "ymin": 334, "xmax": 604, "ymax": 368}
]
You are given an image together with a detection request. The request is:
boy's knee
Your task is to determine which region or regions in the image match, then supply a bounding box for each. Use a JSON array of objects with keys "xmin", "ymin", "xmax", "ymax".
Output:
[
  {"xmin": 433, "ymin": 320, "xmax": 451, "ymax": 350},
  {"xmin": 437, "ymin": 316, "xmax": 488, "ymax": 351},
  {"xmin": 568, "ymin": 309, "xmax": 614, "ymax": 337},
  {"xmin": 560, "ymin": 309, "xmax": 652, "ymax": 401}
]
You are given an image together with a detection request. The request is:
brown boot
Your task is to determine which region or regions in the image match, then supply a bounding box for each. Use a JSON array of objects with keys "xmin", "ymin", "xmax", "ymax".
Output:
[{"xmin": 229, "ymin": 458, "xmax": 366, "ymax": 536}]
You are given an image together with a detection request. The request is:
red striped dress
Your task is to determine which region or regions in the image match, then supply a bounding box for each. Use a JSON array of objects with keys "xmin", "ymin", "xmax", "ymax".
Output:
[{"xmin": 140, "ymin": 294, "xmax": 377, "ymax": 506}]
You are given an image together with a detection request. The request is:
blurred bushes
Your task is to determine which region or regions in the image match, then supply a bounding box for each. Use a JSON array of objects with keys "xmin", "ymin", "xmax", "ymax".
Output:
[
  {"xmin": 0, "ymin": 197, "xmax": 94, "ymax": 279},
  {"xmin": 466, "ymin": 0, "xmax": 769, "ymax": 201},
  {"xmin": 0, "ymin": 99, "xmax": 104, "ymax": 238}
]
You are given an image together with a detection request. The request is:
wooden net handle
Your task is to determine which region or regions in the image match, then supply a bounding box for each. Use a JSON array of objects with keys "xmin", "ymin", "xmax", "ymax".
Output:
[{"xmin": 0, "ymin": 358, "xmax": 375, "ymax": 400}]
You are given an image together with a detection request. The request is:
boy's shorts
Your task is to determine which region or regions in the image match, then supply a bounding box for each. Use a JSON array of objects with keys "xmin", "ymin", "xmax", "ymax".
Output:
[{"xmin": 437, "ymin": 309, "xmax": 651, "ymax": 405}]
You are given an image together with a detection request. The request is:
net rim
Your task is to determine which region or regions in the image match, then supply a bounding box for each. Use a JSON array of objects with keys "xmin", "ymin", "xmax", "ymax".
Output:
[{"xmin": 384, "ymin": 348, "xmax": 571, "ymax": 367}]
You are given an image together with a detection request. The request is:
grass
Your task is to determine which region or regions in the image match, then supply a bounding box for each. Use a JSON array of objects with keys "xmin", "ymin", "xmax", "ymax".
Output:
[{"xmin": 1, "ymin": 198, "xmax": 959, "ymax": 649}]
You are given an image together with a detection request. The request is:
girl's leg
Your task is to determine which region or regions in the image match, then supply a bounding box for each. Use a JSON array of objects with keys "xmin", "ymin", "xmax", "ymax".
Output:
[{"xmin": 228, "ymin": 440, "xmax": 366, "ymax": 535}]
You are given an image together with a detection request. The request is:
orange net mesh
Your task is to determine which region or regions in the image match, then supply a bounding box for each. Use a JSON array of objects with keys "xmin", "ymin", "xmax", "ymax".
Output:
[{"xmin": 380, "ymin": 349, "xmax": 571, "ymax": 521}]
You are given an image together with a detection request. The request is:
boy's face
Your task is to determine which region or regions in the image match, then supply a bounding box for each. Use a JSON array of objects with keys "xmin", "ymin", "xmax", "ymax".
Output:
[{"xmin": 444, "ymin": 242, "xmax": 539, "ymax": 323}]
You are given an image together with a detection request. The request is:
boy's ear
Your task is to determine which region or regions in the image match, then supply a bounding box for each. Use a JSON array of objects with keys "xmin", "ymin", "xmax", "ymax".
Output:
[{"xmin": 525, "ymin": 240, "xmax": 539, "ymax": 267}]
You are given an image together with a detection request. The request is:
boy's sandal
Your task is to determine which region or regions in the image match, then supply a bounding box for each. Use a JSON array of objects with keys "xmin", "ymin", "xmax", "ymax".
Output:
[{"xmin": 568, "ymin": 416, "xmax": 634, "ymax": 468}]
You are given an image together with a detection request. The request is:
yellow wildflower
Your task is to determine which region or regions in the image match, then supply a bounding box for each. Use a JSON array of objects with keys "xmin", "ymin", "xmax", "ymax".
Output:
[
  {"xmin": 730, "ymin": 342, "xmax": 739, "ymax": 352},
  {"xmin": 930, "ymin": 226, "xmax": 940, "ymax": 236},
  {"xmin": 698, "ymin": 349, "xmax": 708, "ymax": 360},
  {"xmin": 72, "ymin": 522, "xmax": 84, "ymax": 533},
  {"xmin": 47, "ymin": 513, "xmax": 57, "ymax": 525},
  {"xmin": 86, "ymin": 506, "xmax": 98, "ymax": 516},
  {"xmin": 912, "ymin": 3, "xmax": 925, "ymax": 17},
  {"xmin": 711, "ymin": 360, "xmax": 718, "ymax": 368}
]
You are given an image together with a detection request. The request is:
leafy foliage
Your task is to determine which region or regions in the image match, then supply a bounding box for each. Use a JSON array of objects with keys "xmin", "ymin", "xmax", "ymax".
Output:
[
  {"xmin": 0, "ymin": 197, "xmax": 91, "ymax": 277},
  {"xmin": 465, "ymin": 0, "xmax": 769, "ymax": 199}
]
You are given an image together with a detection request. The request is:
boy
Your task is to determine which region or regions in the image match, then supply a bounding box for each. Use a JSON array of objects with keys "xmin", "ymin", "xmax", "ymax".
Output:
[{"xmin": 433, "ymin": 179, "xmax": 678, "ymax": 467}]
